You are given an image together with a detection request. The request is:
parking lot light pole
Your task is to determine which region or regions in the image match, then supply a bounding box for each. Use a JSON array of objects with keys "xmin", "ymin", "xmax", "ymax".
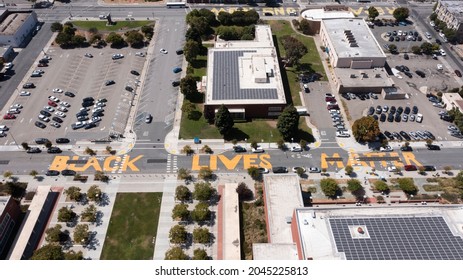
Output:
[{"xmin": 8, "ymin": 131, "xmax": 20, "ymax": 149}]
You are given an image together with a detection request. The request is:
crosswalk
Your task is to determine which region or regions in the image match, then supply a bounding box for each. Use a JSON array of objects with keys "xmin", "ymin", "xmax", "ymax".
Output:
[
  {"xmin": 166, "ymin": 154, "xmax": 178, "ymax": 173},
  {"xmin": 110, "ymin": 154, "xmax": 127, "ymax": 174}
]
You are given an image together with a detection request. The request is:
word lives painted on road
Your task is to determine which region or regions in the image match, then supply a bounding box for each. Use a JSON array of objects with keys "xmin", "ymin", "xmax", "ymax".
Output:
[
  {"xmin": 50, "ymin": 155, "xmax": 143, "ymax": 172},
  {"xmin": 321, "ymin": 152, "xmax": 423, "ymax": 169},
  {"xmin": 208, "ymin": 6, "xmax": 395, "ymax": 16},
  {"xmin": 192, "ymin": 154, "xmax": 271, "ymax": 171}
]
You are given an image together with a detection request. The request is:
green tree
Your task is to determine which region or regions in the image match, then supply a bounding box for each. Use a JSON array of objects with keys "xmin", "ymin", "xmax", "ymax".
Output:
[
  {"xmin": 57, "ymin": 207, "xmax": 76, "ymax": 223},
  {"xmin": 21, "ymin": 142, "xmax": 30, "ymax": 150},
  {"xmin": 64, "ymin": 250, "xmax": 84, "ymax": 260},
  {"xmin": 192, "ymin": 248, "xmax": 209, "ymax": 260},
  {"xmin": 247, "ymin": 166, "xmax": 260, "ymax": 180},
  {"xmin": 374, "ymin": 180, "xmax": 390, "ymax": 193},
  {"xmin": 236, "ymin": 182, "xmax": 253, "ymax": 200},
  {"xmin": 184, "ymin": 40, "xmax": 201, "ymax": 63},
  {"xmin": 277, "ymin": 139, "xmax": 286, "ymax": 150},
  {"xmin": 455, "ymin": 170, "xmax": 463, "ymax": 185},
  {"xmin": 50, "ymin": 22, "xmax": 63, "ymax": 32},
  {"xmin": 367, "ymin": 7, "xmax": 379, "ymax": 20},
  {"xmin": 141, "ymin": 25, "xmax": 154, "ymax": 38},
  {"xmin": 87, "ymin": 185, "xmax": 102, "ymax": 202},
  {"xmin": 29, "ymin": 170, "xmax": 38, "ymax": 178},
  {"xmin": 85, "ymin": 147, "xmax": 96, "ymax": 156},
  {"xmin": 124, "ymin": 30, "xmax": 144, "ymax": 47},
  {"xmin": 180, "ymin": 75, "xmax": 199, "ymax": 100},
  {"xmin": 193, "ymin": 181, "xmax": 214, "ymax": 201},
  {"xmin": 81, "ymin": 204, "xmax": 98, "ymax": 223},
  {"xmin": 443, "ymin": 166, "xmax": 452, "ymax": 174},
  {"xmin": 182, "ymin": 145, "xmax": 194, "ymax": 155},
  {"xmin": 298, "ymin": 19, "xmax": 313, "ymax": 35},
  {"xmin": 73, "ymin": 224, "xmax": 90, "ymax": 244},
  {"xmin": 214, "ymin": 105, "xmax": 234, "ymax": 135},
  {"xmin": 347, "ymin": 179, "xmax": 363, "ymax": 194},
  {"xmin": 320, "ymin": 178, "xmax": 339, "ymax": 198},
  {"xmin": 55, "ymin": 32, "xmax": 72, "ymax": 46},
  {"xmin": 411, "ymin": 45, "xmax": 422, "ymax": 55},
  {"xmin": 191, "ymin": 202, "xmax": 211, "ymax": 222},
  {"xmin": 172, "ymin": 204, "xmax": 190, "ymax": 221},
  {"xmin": 169, "ymin": 225, "xmax": 187, "ymax": 244},
  {"xmin": 393, "ymin": 7, "xmax": 410, "ymax": 22},
  {"xmin": 430, "ymin": 13, "xmax": 437, "ymax": 21},
  {"xmin": 201, "ymin": 145, "xmax": 213, "ymax": 154},
  {"xmin": 106, "ymin": 32, "xmax": 125, "ymax": 47},
  {"xmin": 71, "ymin": 35, "xmax": 86, "ymax": 46},
  {"xmin": 296, "ymin": 167, "xmax": 306, "ymax": 177},
  {"xmin": 94, "ymin": 171, "xmax": 109, "ymax": 182},
  {"xmin": 388, "ymin": 44, "xmax": 398, "ymax": 54},
  {"xmin": 175, "ymin": 185, "xmax": 192, "ymax": 202},
  {"xmin": 397, "ymin": 178, "xmax": 418, "ymax": 195},
  {"xmin": 198, "ymin": 167, "xmax": 214, "ymax": 181},
  {"xmin": 281, "ymin": 35, "xmax": 307, "ymax": 67},
  {"xmin": 418, "ymin": 166, "xmax": 426, "ymax": 175},
  {"xmin": 177, "ymin": 168, "xmax": 192, "ymax": 181},
  {"xmin": 165, "ymin": 246, "xmax": 188, "ymax": 260},
  {"xmin": 89, "ymin": 33, "xmax": 102, "ymax": 45},
  {"xmin": 193, "ymin": 227, "xmax": 210, "ymax": 244},
  {"xmin": 45, "ymin": 141, "xmax": 52, "ymax": 149},
  {"xmin": 277, "ymin": 106, "xmax": 299, "ymax": 140},
  {"xmin": 352, "ymin": 116, "xmax": 381, "ymax": 142},
  {"xmin": 65, "ymin": 186, "xmax": 82, "ymax": 201},
  {"xmin": 420, "ymin": 42, "xmax": 434, "ymax": 55},
  {"xmin": 345, "ymin": 165, "xmax": 354, "ymax": 175},
  {"xmin": 3, "ymin": 171, "xmax": 12, "ymax": 179},
  {"xmin": 45, "ymin": 224, "xmax": 65, "ymax": 243},
  {"xmin": 31, "ymin": 244, "xmax": 65, "ymax": 260}
]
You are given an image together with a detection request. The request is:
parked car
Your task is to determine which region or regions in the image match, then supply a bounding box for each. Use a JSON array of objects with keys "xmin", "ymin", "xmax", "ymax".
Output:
[
  {"xmin": 427, "ymin": 144, "xmax": 441, "ymax": 150},
  {"xmin": 272, "ymin": 167, "xmax": 288, "ymax": 173},
  {"xmin": 252, "ymin": 146, "xmax": 265, "ymax": 153},
  {"xmin": 61, "ymin": 169, "xmax": 76, "ymax": 176},
  {"xmin": 56, "ymin": 138, "xmax": 70, "ymax": 144},
  {"xmin": 46, "ymin": 170, "xmax": 60, "ymax": 176},
  {"xmin": 233, "ymin": 145, "xmax": 246, "ymax": 153},
  {"xmin": 27, "ymin": 147, "xmax": 42, "ymax": 154},
  {"xmin": 404, "ymin": 165, "xmax": 417, "ymax": 171}
]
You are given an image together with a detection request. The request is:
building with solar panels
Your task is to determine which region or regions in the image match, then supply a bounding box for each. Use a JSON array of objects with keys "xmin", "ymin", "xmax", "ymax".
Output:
[
  {"xmin": 204, "ymin": 25, "xmax": 287, "ymax": 119},
  {"xmin": 292, "ymin": 206, "xmax": 463, "ymax": 260}
]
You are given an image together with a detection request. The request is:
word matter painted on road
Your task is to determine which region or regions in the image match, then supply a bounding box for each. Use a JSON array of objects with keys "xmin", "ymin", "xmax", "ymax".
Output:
[
  {"xmin": 50, "ymin": 155, "xmax": 143, "ymax": 172},
  {"xmin": 191, "ymin": 154, "xmax": 272, "ymax": 171},
  {"xmin": 321, "ymin": 152, "xmax": 423, "ymax": 170}
]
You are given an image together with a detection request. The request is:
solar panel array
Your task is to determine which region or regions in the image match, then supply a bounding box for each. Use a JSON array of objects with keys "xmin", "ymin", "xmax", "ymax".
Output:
[
  {"xmin": 212, "ymin": 51, "xmax": 278, "ymax": 100},
  {"xmin": 329, "ymin": 216, "xmax": 463, "ymax": 260}
]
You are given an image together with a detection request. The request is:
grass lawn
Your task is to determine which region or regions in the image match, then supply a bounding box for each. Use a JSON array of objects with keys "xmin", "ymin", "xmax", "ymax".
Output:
[
  {"xmin": 100, "ymin": 193, "xmax": 162, "ymax": 260},
  {"xmin": 72, "ymin": 20, "xmax": 152, "ymax": 32},
  {"xmin": 268, "ymin": 20, "xmax": 327, "ymax": 106}
]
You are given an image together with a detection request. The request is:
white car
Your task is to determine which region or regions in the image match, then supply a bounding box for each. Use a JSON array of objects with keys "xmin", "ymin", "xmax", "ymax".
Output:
[
  {"xmin": 7, "ymin": 108, "xmax": 19, "ymax": 114},
  {"xmin": 160, "ymin": 48, "xmax": 168, "ymax": 54},
  {"xmin": 57, "ymin": 106, "xmax": 68, "ymax": 112},
  {"xmin": 439, "ymin": 49, "xmax": 446, "ymax": 56},
  {"xmin": 430, "ymin": 21, "xmax": 435, "ymax": 27},
  {"xmin": 51, "ymin": 122, "xmax": 61, "ymax": 128},
  {"xmin": 92, "ymin": 107, "xmax": 104, "ymax": 112},
  {"xmin": 20, "ymin": 91, "xmax": 31, "ymax": 96},
  {"xmin": 48, "ymin": 96, "xmax": 59, "ymax": 102},
  {"xmin": 35, "ymin": 69, "xmax": 44, "ymax": 74},
  {"xmin": 84, "ymin": 53, "xmax": 93, "ymax": 58},
  {"xmin": 0, "ymin": 125, "xmax": 8, "ymax": 131},
  {"xmin": 52, "ymin": 88, "xmax": 63, "ymax": 93},
  {"xmin": 95, "ymin": 102, "xmax": 106, "ymax": 107},
  {"xmin": 308, "ymin": 167, "xmax": 321, "ymax": 173},
  {"xmin": 54, "ymin": 111, "xmax": 66, "ymax": 118},
  {"xmin": 135, "ymin": 52, "xmax": 145, "ymax": 57},
  {"xmin": 90, "ymin": 116, "xmax": 102, "ymax": 123},
  {"xmin": 38, "ymin": 115, "xmax": 50, "ymax": 122},
  {"xmin": 112, "ymin": 53, "xmax": 124, "ymax": 60},
  {"xmin": 252, "ymin": 146, "xmax": 265, "ymax": 153},
  {"xmin": 10, "ymin": 104, "xmax": 23, "ymax": 109},
  {"xmin": 336, "ymin": 131, "xmax": 350, "ymax": 138},
  {"xmin": 291, "ymin": 145, "xmax": 302, "ymax": 152},
  {"xmin": 387, "ymin": 166, "xmax": 398, "ymax": 172},
  {"xmin": 380, "ymin": 145, "xmax": 393, "ymax": 152},
  {"xmin": 59, "ymin": 101, "xmax": 70, "ymax": 107},
  {"xmin": 4, "ymin": 62, "xmax": 13, "ymax": 69},
  {"xmin": 43, "ymin": 106, "xmax": 55, "ymax": 112}
]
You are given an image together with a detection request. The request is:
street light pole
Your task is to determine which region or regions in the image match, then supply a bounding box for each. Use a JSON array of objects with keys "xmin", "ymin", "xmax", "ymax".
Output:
[{"xmin": 8, "ymin": 131, "xmax": 20, "ymax": 149}]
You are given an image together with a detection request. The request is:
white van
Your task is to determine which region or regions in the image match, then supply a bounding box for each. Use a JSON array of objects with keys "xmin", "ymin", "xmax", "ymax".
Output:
[{"xmin": 296, "ymin": 107, "xmax": 308, "ymax": 116}]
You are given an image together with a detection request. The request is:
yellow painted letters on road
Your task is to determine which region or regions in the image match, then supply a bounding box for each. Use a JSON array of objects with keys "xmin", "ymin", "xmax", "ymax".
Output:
[
  {"xmin": 321, "ymin": 153, "xmax": 345, "ymax": 169},
  {"xmin": 191, "ymin": 154, "xmax": 272, "ymax": 171}
]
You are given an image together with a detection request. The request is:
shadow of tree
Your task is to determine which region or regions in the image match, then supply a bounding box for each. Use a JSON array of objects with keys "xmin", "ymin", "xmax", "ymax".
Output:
[{"xmin": 224, "ymin": 127, "xmax": 249, "ymax": 141}]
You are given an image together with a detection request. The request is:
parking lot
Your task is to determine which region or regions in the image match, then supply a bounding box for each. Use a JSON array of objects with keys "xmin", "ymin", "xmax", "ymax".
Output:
[{"xmin": 1, "ymin": 46, "xmax": 148, "ymax": 145}]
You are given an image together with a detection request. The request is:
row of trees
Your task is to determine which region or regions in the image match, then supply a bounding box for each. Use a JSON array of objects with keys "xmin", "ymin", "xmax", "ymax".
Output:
[
  {"xmin": 165, "ymin": 247, "xmax": 209, "ymax": 260},
  {"xmin": 216, "ymin": 25, "xmax": 255, "ymax": 41},
  {"xmin": 430, "ymin": 13, "xmax": 458, "ymax": 43},
  {"xmin": 64, "ymin": 185, "xmax": 103, "ymax": 203},
  {"xmin": 169, "ymin": 225, "xmax": 212, "ymax": 245}
]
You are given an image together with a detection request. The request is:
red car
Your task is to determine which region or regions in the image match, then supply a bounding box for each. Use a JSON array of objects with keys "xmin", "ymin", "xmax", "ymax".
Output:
[
  {"xmin": 48, "ymin": 101, "xmax": 57, "ymax": 107},
  {"xmin": 3, "ymin": 114, "xmax": 16, "ymax": 120},
  {"xmin": 404, "ymin": 165, "xmax": 417, "ymax": 171}
]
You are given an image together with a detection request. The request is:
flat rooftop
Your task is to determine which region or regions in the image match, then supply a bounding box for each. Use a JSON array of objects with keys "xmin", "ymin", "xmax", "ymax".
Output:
[
  {"xmin": 440, "ymin": 1, "xmax": 463, "ymax": 21},
  {"xmin": 295, "ymin": 206, "xmax": 463, "ymax": 260},
  {"xmin": 335, "ymin": 68, "xmax": 394, "ymax": 88},
  {"xmin": 205, "ymin": 25, "xmax": 286, "ymax": 106},
  {"xmin": 253, "ymin": 243, "xmax": 299, "ymax": 260},
  {"xmin": 263, "ymin": 174, "xmax": 303, "ymax": 244},
  {"xmin": 301, "ymin": 8, "xmax": 355, "ymax": 21},
  {"xmin": 322, "ymin": 18, "xmax": 386, "ymax": 59},
  {"xmin": 0, "ymin": 12, "xmax": 30, "ymax": 35}
]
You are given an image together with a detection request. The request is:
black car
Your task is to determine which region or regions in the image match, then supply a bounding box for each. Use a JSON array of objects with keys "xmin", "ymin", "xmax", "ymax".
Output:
[
  {"xmin": 412, "ymin": 106, "xmax": 418, "ymax": 114},
  {"xmin": 272, "ymin": 167, "xmax": 288, "ymax": 173},
  {"xmin": 373, "ymin": 115, "xmax": 379, "ymax": 121},
  {"xmin": 384, "ymin": 131, "xmax": 394, "ymax": 140},
  {"xmin": 441, "ymin": 115, "xmax": 452, "ymax": 122},
  {"xmin": 375, "ymin": 105, "xmax": 382, "ymax": 114},
  {"xmin": 40, "ymin": 110, "xmax": 51, "ymax": 117},
  {"xmin": 27, "ymin": 147, "xmax": 41, "ymax": 154},
  {"xmin": 23, "ymin": 83, "xmax": 35, "ymax": 89},
  {"xmin": 52, "ymin": 116, "xmax": 63, "ymax": 123},
  {"xmin": 341, "ymin": 93, "xmax": 351, "ymax": 100},
  {"xmin": 61, "ymin": 169, "xmax": 76, "ymax": 176},
  {"xmin": 105, "ymin": 80, "xmax": 115, "ymax": 86},
  {"xmin": 46, "ymin": 170, "xmax": 60, "ymax": 176},
  {"xmin": 233, "ymin": 145, "xmax": 246, "ymax": 153},
  {"xmin": 39, "ymin": 58, "xmax": 49, "ymax": 64},
  {"xmin": 427, "ymin": 144, "xmax": 441, "ymax": 150},
  {"xmin": 47, "ymin": 147, "xmax": 62, "ymax": 153},
  {"xmin": 435, "ymin": 39, "xmax": 441, "ymax": 44},
  {"xmin": 400, "ymin": 131, "xmax": 411, "ymax": 141},
  {"xmin": 387, "ymin": 113, "xmax": 394, "ymax": 122},
  {"xmin": 64, "ymin": 91, "xmax": 75, "ymax": 97},
  {"xmin": 415, "ymin": 70, "xmax": 426, "ymax": 78},
  {"xmin": 397, "ymin": 106, "xmax": 404, "ymax": 114},
  {"xmin": 35, "ymin": 138, "xmax": 49, "ymax": 144},
  {"xmin": 56, "ymin": 138, "xmax": 70, "ymax": 144},
  {"xmin": 76, "ymin": 111, "xmax": 88, "ymax": 117},
  {"xmin": 424, "ymin": 130, "xmax": 435, "ymax": 140},
  {"xmin": 77, "ymin": 115, "xmax": 89, "ymax": 121},
  {"xmin": 456, "ymin": 70, "xmax": 462, "ymax": 77},
  {"xmin": 404, "ymin": 53, "xmax": 409, "ymax": 60},
  {"xmin": 395, "ymin": 114, "xmax": 401, "ymax": 122},
  {"xmin": 172, "ymin": 81, "xmax": 180, "ymax": 87},
  {"xmin": 35, "ymin": 121, "xmax": 46, "ymax": 129},
  {"xmin": 404, "ymin": 107, "xmax": 411, "ymax": 115},
  {"xmin": 380, "ymin": 113, "xmax": 386, "ymax": 122},
  {"xmin": 404, "ymin": 71, "xmax": 412, "ymax": 78},
  {"xmin": 130, "ymin": 70, "xmax": 140, "ymax": 76},
  {"xmin": 92, "ymin": 111, "xmax": 104, "ymax": 117},
  {"xmin": 82, "ymin": 97, "xmax": 94, "ymax": 102},
  {"xmin": 82, "ymin": 101, "xmax": 94, "ymax": 107},
  {"xmin": 85, "ymin": 123, "xmax": 96, "ymax": 130},
  {"xmin": 368, "ymin": 107, "xmax": 375, "ymax": 115},
  {"xmin": 423, "ymin": 165, "xmax": 436, "ymax": 171},
  {"xmin": 400, "ymin": 146, "xmax": 413, "ymax": 151},
  {"xmin": 176, "ymin": 49, "xmax": 184, "ymax": 55},
  {"xmin": 390, "ymin": 106, "xmax": 396, "ymax": 114}
]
